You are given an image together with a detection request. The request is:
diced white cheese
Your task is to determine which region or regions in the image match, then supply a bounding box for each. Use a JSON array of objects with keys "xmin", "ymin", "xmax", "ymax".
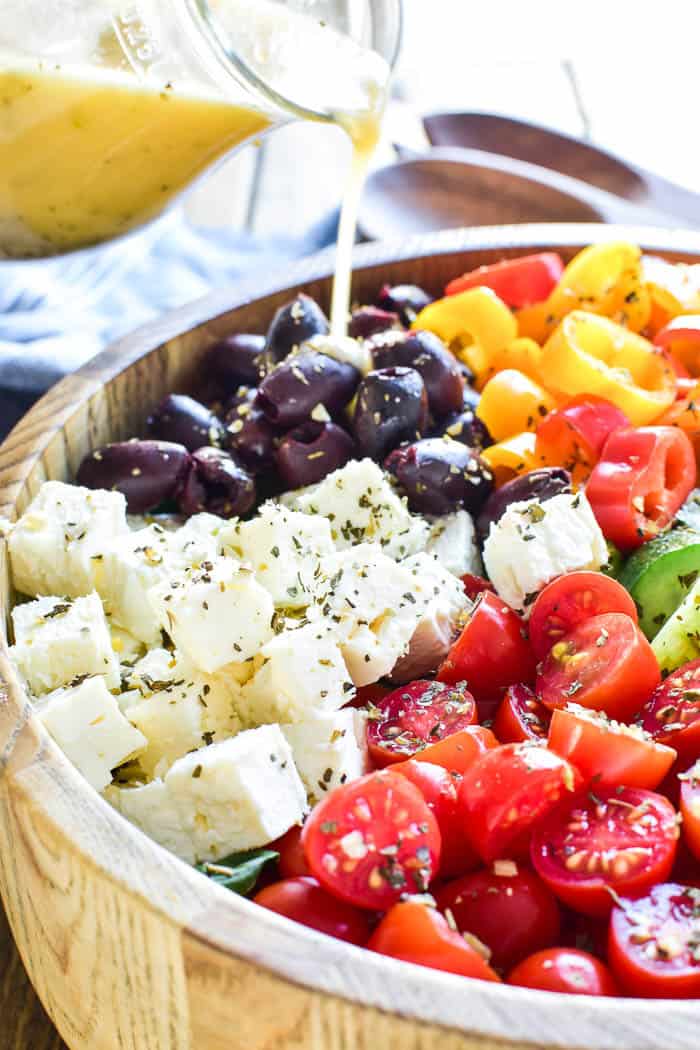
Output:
[
  {"xmin": 7, "ymin": 481, "xmax": 127, "ymax": 598},
  {"xmin": 149, "ymin": 557, "xmax": 274, "ymax": 673},
  {"xmin": 163, "ymin": 726, "xmax": 307, "ymax": 862},
  {"xmin": 108, "ymin": 621, "xmax": 145, "ymax": 665},
  {"xmin": 302, "ymin": 332, "xmax": 373, "ymax": 374},
  {"xmin": 10, "ymin": 593, "xmax": 120, "ymax": 695},
  {"xmin": 240, "ymin": 622, "xmax": 353, "ymax": 724},
  {"xmin": 37, "ymin": 676, "xmax": 146, "ymax": 791},
  {"xmin": 483, "ymin": 491, "xmax": 608, "ymax": 615},
  {"xmin": 219, "ymin": 502, "xmax": 334, "ymax": 608},
  {"xmin": 283, "ymin": 458, "xmax": 429, "ymax": 559},
  {"xmin": 281, "ymin": 708, "xmax": 368, "ymax": 805},
  {"xmin": 390, "ymin": 552, "xmax": 470, "ymax": 682},
  {"xmin": 425, "ymin": 510, "xmax": 482, "ymax": 578},
  {"xmin": 94, "ymin": 524, "xmax": 172, "ymax": 645},
  {"xmin": 165, "ymin": 512, "xmax": 225, "ymax": 572},
  {"xmin": 104, "ymin": 779, "xmax": 197, "ymax": 864}
]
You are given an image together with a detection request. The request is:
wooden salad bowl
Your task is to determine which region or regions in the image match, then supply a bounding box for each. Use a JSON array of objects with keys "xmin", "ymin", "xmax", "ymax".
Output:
[{"xmin": 3, "ymin": 224, "xmax": 700, "ymax": 1050}]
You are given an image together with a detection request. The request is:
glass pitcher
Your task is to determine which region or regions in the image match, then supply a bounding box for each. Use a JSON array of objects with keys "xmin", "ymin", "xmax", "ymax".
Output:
[{"xmin": 0, "ymin": 0, "xmax": 402, "ymax": 259}]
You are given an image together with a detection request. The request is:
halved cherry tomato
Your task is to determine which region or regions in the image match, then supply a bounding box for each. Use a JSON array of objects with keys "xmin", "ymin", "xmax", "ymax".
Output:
[
  {"xmin": 493, "ymin": 684, "xmax": 550, "ymax": 743},
  {"xmin": 436, "ymin": 863, "xmax": 561, "ymax": 971},
  {"xmin": 528, "ymin": 572, "xmax": 639, "ymax": 662},
  {"xmin": 679, "ymin": 761, "xmax": 700, "ymax": 862},
  {"xmin": 365, "ymin": 680, "xmax": 476, "ymax": 767},
  {"xmin": 458, "ymin": 743, "xmax": 581, "ymax": 863},
  {"xmin": 392, "ymin": 759, "xmax": 479, "ymax": 878},
  {"xmin": 272, "ymin": 825, "xmax": 310, "ymax": 879},
  {"xmin": 368, "ymin": 900, "xmax": 500, "ymax": 982},
  {"xmin": 508, "ymin": 948, "xmax": 619, "ymax": 996},
  {"xmin": 254, "ymin": 877, "xmax": 371, "ymax": 945},
  {"xmin": 445, "ymin": 252, "xmax": 564, "ymax": 309},
  {"xmin": 460, "ymin": 573, "xmax": 495, "ymax": 602},
  {"xmin": 437, "ymin": 591, "xmax": 536, "ymax": 706},
  {"xmin": 536, "ymin": 612, "xmax": 660, "ymax": 723},
  {"xmin": 548, "ymin": 706, "xmax": 676, "ymax": 791},
  {"xmin": 534, "ymin": 395, "xmax": 629, "ymax": 484},
  {"xmin": 609, "ymin": 883, "xmax": 700, "ymax": 998},
  {"xmin": 531, "ymin": 787, "xmax": 679, "ymax": 917},
  {"xmin": 302, "ymin": 770, "xmax": 441, "ymax": 911},
  {"xmin": 654, "ymin": 315, "xmax": 700, "ymax": 376},
  {"xmin": 641, "ymin": 659, "xmax": 700, "ymax": 765},
  {"xmin": 586, "ymin": 426, "xmax": 697, "ymax": 552},
  {"xmin": 418, "ymin": 724, "xmax": 499, "ymax": 775}
]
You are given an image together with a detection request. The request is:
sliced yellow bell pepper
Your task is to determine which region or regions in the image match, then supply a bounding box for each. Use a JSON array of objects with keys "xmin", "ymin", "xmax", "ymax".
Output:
[
  {"xmin": 517, "ymin": 242, "xmax": 651, "ymax": 343},
  {"xmin": 479, "ymin": 337, "xmax": 544, "ymax": 388},
  {"xmin": 480, "ymin": 431, "xmax": 539, "ymax": 488},
  {"xmin": 540, "ymin": 311, "xmax": 676, "ymax": 425},
  {"xmin": 476, "ymin": 369, "xmax": 557, "ymax": 443},
  {"xmin": 413, "ymin": 286, "xmax": 517, "ymax": 379}
]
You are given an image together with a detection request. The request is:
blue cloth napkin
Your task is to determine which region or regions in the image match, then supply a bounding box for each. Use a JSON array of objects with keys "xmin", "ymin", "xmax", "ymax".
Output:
[{"xmin": 0, "ymin": 207, "xmax": 339, "ymax": 437}]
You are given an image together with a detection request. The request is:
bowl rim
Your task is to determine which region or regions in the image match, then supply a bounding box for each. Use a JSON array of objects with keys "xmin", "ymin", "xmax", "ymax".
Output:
[{"xmin": 3, "ymin": 223, "xmax": 700, "ymax": 1050}]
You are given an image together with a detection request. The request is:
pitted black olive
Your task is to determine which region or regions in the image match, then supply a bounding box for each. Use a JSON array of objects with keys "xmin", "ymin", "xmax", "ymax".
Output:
[
  {"xmin": 77, "ymin": 440, "xmax": 191, "ymax": 514},
  {"xmin": 223, "ymin": 387, "xmax": 279, "ymax": 473},
  {"xmin": 353, "ymin": 367, "xmax": 428, "ymax": 462},
  {"xmin": 376, "ymin": 283, "xmax": 432, "ymax": 326},
  {"xmin": 475, "ymin": 467, "xmax": 573, "ymax": 544},
  {"xmin": 263, "ymin": 293, "xmax": 329, "ymax": 370},
  {"xmin": 276, "ymin": 421, "xmax": 355, "ymax": 489},
  {"xmin": 177, "ymin": 447, "xmax": 255, "ymax": 518},
  {"xmin": 205, "ymin": 333, "xmax": 265, "ymax": 388},
  {"xmin": 147, "ymin": 393, "xmax": 226, "ymax": 452},
  {"xmin": 257, "ymin": 350, "xmax": 360, "ymax": 429},
  {"xmin": 348, "ymin": 306, "xmax": 400, "ymax": 340},
  {"xmin": 385, "ymin": 437, "xmax": 493, "ymax": 516},
  {"xmin": 431, "ymin": 406, "xmax": 492, "ymax": 451},
  {"xmin": 369, "ymin": 329, "xmax": 463, "ymax": 419}
]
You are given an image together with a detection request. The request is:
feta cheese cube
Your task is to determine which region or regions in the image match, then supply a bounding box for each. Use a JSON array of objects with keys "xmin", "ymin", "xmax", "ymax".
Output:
[
  {"xmin": 281, "ymin": 708, "xmax": 368, "ymax": 805},
  {"xmin": 164, "ymin": 726, "xmax": 307, "ymax": 861},
  {"xmin": 219, "ymin": 502, "xmax": 334, "ymax": 608},
  {"xmin": 283, "ymin": 458, "xmax": 429, "ymax": 559},
  {"xmin": 94, "ymin": 524, "xmax": 172, "ymax": 645},
  {"xmin": 165, "ymin": 513, "xmax": 224, "ymax": 571},
  {"xmin": 11, "ymin": 593, "xmax": 120, "ymax": 695},
  {"xmin": 8, "ymin": 481, "xmax": 127, "ymax": 598},
  {"xmin": 149, "ymin": 557, "xmax": 274, "ymax": 673},
  {"xmin": 425, "ymin": 510, "xmax": 482, "ymax": 578},
  {"xmin": 483, "ymin": 491, "xmax": 608, "ymax": 615},
  {"xmin": 104, "ymin": 780, "xmax": 196, "ymax": 864},
  {"xmin": 391, "ymin": 552, "xmax": 470, "ymax": 682},
  {"xmin": 37, "ymin": 676, "xmax": 146, "ymax": 791},
  {"xmin": 240, "ymin": 622, "xmax": 353, "ymax": 724},
  {"xmin": 108, "ymin": 621, "xmax": 145, "ymax": 665}
]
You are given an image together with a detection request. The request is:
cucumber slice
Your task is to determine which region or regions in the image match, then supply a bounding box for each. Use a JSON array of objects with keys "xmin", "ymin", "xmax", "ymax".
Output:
[
  {"xmin": 652, "ymin": 574, "xmax": 700, "ymax": 673},
  {"xmin": 619, "ymin": 528, "xmax": 700, "ymax": 639}
]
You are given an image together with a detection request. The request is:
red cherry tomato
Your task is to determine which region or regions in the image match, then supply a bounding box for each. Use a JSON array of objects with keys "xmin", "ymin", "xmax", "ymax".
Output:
[
  {"xmin": 640, "ymin": 659, "xmax": 700, "ymax": 765},
  {"xmin": 368, "ymin": 899, "xmax": 500, "ymax": 982},
  {"xmin": 392, "ymin": 759, "xmax": 479, "ymax": 878},
  {"xmin": 508, "ymin": 948, "xmax": 619, "ymax": 996},
  {"xmin": 418, "ymin": 724, "xmax": 499, "ymax": 775},
  {"xmin": 460, "ymin": 573, "xmax": 495, "ymax": 602},
  {"xmin": 536, "ymin": 612, "xmax": 660, "ymax": 723},
  {"xmin": 254, "ymin": 877, "xmax": 371, "ymax": 945},
  {"xmin": 609, "ymin": 883, "xmax": 700, "ymax": 998},
  {"xmin": 436, "ymin": 863, "xmax": 561, "ymax": 971},
  {"xmin": 531, "ymin": 786, "xmax": 679, "ymax": 917},
  {"xmin": 535, "ymin": 395, "xmax": 629, "ymax": 484},
  {"xmin": 458, "ymin": 743, "xmax": 581, "ymax": 863},
  {"xmin": 365, "ymin": 679, "xmax": 476, "ymax": 767},
  {"xmin": 438, "ymin": 591, "xmax": 536, "ymax": 705},
  {"xmin": 272, "ymin": 825, "xmax": 310, "ymax": 879},
  {"xmin": 445, "ymin": 252, "xmax": 564, "ymax": 309},
  {"xmin": 528, "ymin": 571, "xmax": 639, "ymax": 662},
  {"xmin": 494, "ymin": 684, "xmax": 550, "ymax": 743},
  {"xmin": 302, "ymin": 770, "xmax": 441, "ymax": 911},
  {"xmin": 547, "ymin": 706, "xmax": 676, "ymax": 791},
  {"xmin": 586, "ymin": 426, "xmax": 697, "ymax": 552},
  {"xmin": 679, "ymin": 761, "xmax": 700, "ymax": 862}
]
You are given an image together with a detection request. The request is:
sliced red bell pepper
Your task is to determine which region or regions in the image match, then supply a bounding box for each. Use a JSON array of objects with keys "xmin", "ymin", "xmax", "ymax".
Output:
[
  {"xmin": 586, "ymin": 426, "xmax": 697, "ymax": 551},
  {"xmin": 535, "ymin": 395, "xmax": 629, "ymax": 483},
  {"xmin": 445, "ymin": 252, "xmax": 564, "ymax": 309},
  {"xmin": 654, "ymin": 315, "xmax": 700, "ymax": 377}
]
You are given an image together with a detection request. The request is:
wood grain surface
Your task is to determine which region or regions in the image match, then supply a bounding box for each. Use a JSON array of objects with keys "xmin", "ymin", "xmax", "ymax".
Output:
[{"xmin": 0, "ymin": 908, "xmax": 66, "ymax": 1050}]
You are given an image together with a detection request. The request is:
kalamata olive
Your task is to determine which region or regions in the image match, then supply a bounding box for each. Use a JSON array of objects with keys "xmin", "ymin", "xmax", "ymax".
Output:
[
  {"xmin": 77, "ymin": 440, "xmax": 191, "ymax": 514},
  {"xmin": 462, "ymin": 384, "xmax": 480, "ymax": 410},
  {"xmin": 257, "ymin": 350, "xmax": 360, "ymax": 429},
  {"xmin": 475, "ymin": 467, "xmax": 573, "ymax": 543},
  {"xmin": 369, "ymin": 330, "xmax": 463, "ymax": 419},
  {"xmin": 147, "ymin": 393, "xmax": 226, "ymax": 451},
  {"xmin": 431, "ymin": 406, "xmax": 492, "ymax": 450},
  {"xmin": 276, "ymin": 421, "xmax": 356, "ymax": 488},
  {"xmin": 264, "ymin": 293, "xmax": 329, "ymax": 370},
  {"xmin": 353, "ymin": 367, "xmax": 429, "ymax": 462},
  {"xmin": 223, "ymin": 388, "xmax": 279, "ymax": 472},
  {"xmin": 385, "ymin": 437, "xmax": 493, "ymax": 516},
  {"xmin": 376, "ymin": 283, "xmax": 433, "ymax": 326},
  {"xmin": 205, "ymin": 333, "xmax": 265, "ymax": 388},
  {"xmin": 177, "ymin": 447, "xmax": 255, "ymax": 518},
  {"xmin": 348, "ymin": 306, "xmax": 400, "ymax": 340}
]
